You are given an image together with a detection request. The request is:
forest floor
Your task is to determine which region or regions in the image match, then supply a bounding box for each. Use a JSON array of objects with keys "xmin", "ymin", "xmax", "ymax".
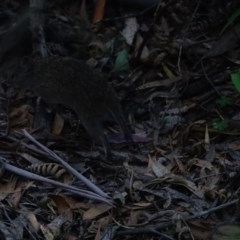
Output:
[{"xmin": 0, "ymin": 0, "xmax": 240, "ymax": 239}]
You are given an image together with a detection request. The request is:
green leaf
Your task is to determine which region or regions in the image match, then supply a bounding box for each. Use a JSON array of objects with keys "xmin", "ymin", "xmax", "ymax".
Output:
[
  {"xmin": 212, "ymin": 119, "xmax": 228, "ymax": 131},
  {"xmin": 113, "ymin": 49, "xmax": 130, "ymax": 72},
  {"xmin": 231, "ymin": 70, "xmax": 240, "ymax": 93},
  {"xmin": 212, "ymin": 223, "xmax": 240, "ymax": 240},
  {"xmin": 216, "ymin": 96, "xmax": 232, "ymax": 106},
  {"xmin": 220, "ymin": 8, "xmax": 240, "ymax": 35}
]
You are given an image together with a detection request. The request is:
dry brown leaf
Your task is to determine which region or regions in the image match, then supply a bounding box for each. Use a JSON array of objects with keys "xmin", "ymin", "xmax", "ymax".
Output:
[
  {"xmin": 52, "ymin": 113, "xmax": 64, "ymax": 135},
  {"xmin": 83, "ymin": 203, "xmax": 112, "ymax": 220},
  {"xmin": 51, "ymin": 195, "xmax": 73, "ymax": 222},
  {"xmin": 9, "ymin": 186, "xmax": 23, "ymax": 208},
  {"xmin": 41, "ymin": 213, "xmax": 68, "ymax": 240},
  {"xmin": 94, "ymin": 224, "xmax": 101, "ymax": 240},
  {"xmin": 0, "ymin": 177, "xmax": 18, "ymax": 200},
  {"xmin": 92, "ymin": 0, "xmax": 106, "ymax": 24},
  {"xmin": 136, "ymin": 77, "xmax": 181, "ymax": 90},
  {"xmin": 132, "ymin": 202, "xmax": 152, "ymax": 208},
  {"xmin": 64, "ymin": 235, "xmax": 78, "ymax": 240},
  {"xmin": 63, "ymin": 197, "xmax": 90, "ymax": 210},
  {"xmin": 205, "ymin": 124, "xmax": 210, "ymax": 150},
  {"xmin": 19, "ymin": 152, "xmax": 43, "ymax": 165},
  {"xmin": 9, "ymin": 105, "xmax": 33, "ymax": 128},
  {"xmin": 9, "ymin": 181, "xmax": 35, "ymax": 208},
  {"xmin": 187, "ymin": 221, "xmax": 210, "ymax": 240},
  {"xmin": 127, "ymin": 210, "xmax": 144, "ymax": 225},
  {"xmin": 147, "ymin": 174, "xmax": 204, "ymax": 198},
  {"xmin": 26, "ymin": 211, "xmax": 40, "ymax": 232},
  {"xmin": 124, "ymin": 162, "xmax": 150, "ymax": 178}
]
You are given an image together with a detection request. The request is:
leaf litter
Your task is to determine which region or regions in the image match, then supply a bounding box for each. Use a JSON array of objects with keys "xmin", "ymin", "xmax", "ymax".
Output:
[{"xmin": 0, "ymin": 0, "xmax": 240, "ymax": 239}]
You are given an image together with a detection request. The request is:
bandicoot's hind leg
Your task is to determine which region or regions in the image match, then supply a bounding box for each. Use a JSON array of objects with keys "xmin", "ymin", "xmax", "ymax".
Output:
[{"xmin": 82, "ymin": 119, "xmax": 112, "ymax": 159}]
